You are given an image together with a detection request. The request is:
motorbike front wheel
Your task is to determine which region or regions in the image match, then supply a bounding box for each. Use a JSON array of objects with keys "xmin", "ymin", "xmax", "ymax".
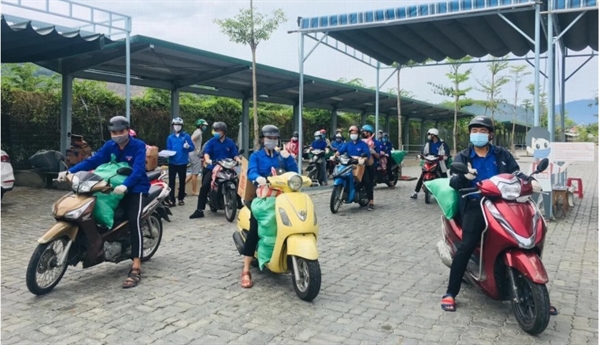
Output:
[
  {"xmin": 292, "ymin": 257, "xmax": 321, "ymax": 302},
  {"xmin": 424, "ymin": 189, "xmax": 432, "ymax": 204},
  {"xmin": 26, "ymin": 237, "xmax": 70, "ymax": 295},
  {"xmin": 510, "ymin": 268, "xmax": 550, "ymax": 335},
  {"xmin": 224, "ymin": 189, "xmax": 238, "ymax": 222},
  {"xmin": 141, "ymin": 214, "xmax": 163, "ymax": 262},
  {"xmin": 330, "ymin": 185, "xmax": 344, "ymax": 214}
]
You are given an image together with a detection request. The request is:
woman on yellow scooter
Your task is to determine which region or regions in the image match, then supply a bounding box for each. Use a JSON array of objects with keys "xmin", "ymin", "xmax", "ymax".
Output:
[{"xmin": 240, "ymin": 125, "xmax": 298, "ymax": 288}]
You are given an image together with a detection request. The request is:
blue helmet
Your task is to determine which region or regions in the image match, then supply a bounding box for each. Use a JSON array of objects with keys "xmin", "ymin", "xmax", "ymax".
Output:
[{"xmin": 361, "ymin": 124, "xmax": 374, "ymax": 133}]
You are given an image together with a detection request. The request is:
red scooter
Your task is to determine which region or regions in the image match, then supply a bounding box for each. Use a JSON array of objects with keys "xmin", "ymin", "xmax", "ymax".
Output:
[
  {"xmin": 436, "ymin": 159, "xmax": 551, "ymax": 335},
  {"xmin": 420, "ymin": 154, "xmax": 444, "ymax": 204}
]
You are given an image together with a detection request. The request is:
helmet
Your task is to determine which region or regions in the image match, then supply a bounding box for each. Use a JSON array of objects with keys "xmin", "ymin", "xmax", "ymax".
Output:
[
  {"xmin": 313, "ymin": 131, "xmax": 322, "ymax": 137},
  {"xmin": 171, "ymin": 117, "xmax": 184, "ymax": 125},
  {"xmin": 108, "ymin": 115, "xmax": 129, "ymax": 132},
  {"xmin": 361, "ymin": 124, "xmax": 374, "ymax": 133},
  {"xmin": 468, "ymin": 116, "xmax": 494, "ymax": 132},
  {"xmin": 320, "ymin": 129, "xmax": 326, "ymax": 134},
  {"xmin": 129, "ymin": 129, "xmax": 137, "ymax": 137},
  {"xmin": 212, "ymin": 121, "xmax": 227, "ymax": 132},
  {"xmin": 292, "ymin": 131, "xmax": 299, "ymax": 138},
  {"xmin": 196, "ymin": 119, "xmax": 208, "ymax": 127},
  {"xmin": 378, "ymin": 129, "xmax": 383, "ymax": 134},
  {"xmin": 335, "ymin": 128, "xmax": 342, "ymax": 133},
  {"xmin": 428, "ymin": 128, "xmax": 439, "ymax": 136},
  {"xmin": 348, "ymin": 125, "xmax": 359, "ymax": 133},
  {"xmin": 335, "ymin": 133, "xmax": 342, "ymax": 138},
  {"xmin": 260, "ymin": 125, "xmax": 280, "ymax": 138}
]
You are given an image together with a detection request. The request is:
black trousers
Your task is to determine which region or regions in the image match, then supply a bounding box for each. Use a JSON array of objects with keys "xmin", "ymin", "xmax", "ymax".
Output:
[
  {"xmin": 447, "ymin": 199, "xmax": 486, "ymax": 297},
  {"xmin": 122, "ymin": 192, "xmax": 145, "ymax": 259},
  {"xmin": 242, "ymin": 208, "xmax": 259, "ymax": 257},
  {"xmin": 195, "ymin": 168, "xmax": 212, "ymax": 211},
  {"xmin": 168, "ymin": 164, "xmax": 187, "ymax": 202},
  {"xmin": 414, "ymin": 169, "xmax": 448, "ymax": 192},
  {"xmin": 364, "ymin": 165, "xmax": 375, "ymax": 200}
]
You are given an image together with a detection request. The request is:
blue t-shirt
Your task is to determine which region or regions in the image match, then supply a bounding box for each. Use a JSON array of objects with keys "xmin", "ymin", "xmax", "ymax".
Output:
[
  {"xmin": 337, "ymin": 140, "xmax": 371, "ymax": 159},
  {"xmin": 470, "ymin": 146, "xmax": 499, "ymax": 187},
  {"xmin": 166, "ymin": 132, "xmax": 195, "ymax": 165},
  {"xmin": 311, "ymin": 139, "xmax": 327, "ymax": 150},
  {"xmin": 203, "ymin": 137, "xmax": 239, "ymax": 170},
  {"xmin": 379, "ymin": 141, "xmax": 393, "ymax": 155},
  {"xmin": 331, "ymin": 140, "xmax": 344, "ymax": 150},
  {"xmin": 428, "ymin": 141, "xmax": 442, "ymax": 155},
  {"xmin": 247, "ymin": 149, "xmax": 298, "ymax": 182}
]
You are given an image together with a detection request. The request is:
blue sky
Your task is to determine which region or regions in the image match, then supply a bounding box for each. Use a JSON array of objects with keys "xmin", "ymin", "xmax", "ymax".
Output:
[{"xmin": 7, "ymin": 0, "xmax": 598, "ymax": 105}]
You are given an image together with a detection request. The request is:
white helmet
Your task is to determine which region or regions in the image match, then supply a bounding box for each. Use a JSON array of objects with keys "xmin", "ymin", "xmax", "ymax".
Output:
[
  {"xmin": 314, "ymin": 131, "xmax": 321, "ymax": 137},
  {"xmin": 428, "ymin": 128, "xmax": 439, "ymax": 136},
  {"xmin": 172, "ymin": 117, "xmax": 184, "ymax": 125}
]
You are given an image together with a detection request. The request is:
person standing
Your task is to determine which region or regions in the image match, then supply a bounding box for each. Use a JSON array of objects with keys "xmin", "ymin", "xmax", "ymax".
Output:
[
  {"xmin": 285, "ymin": 131, "xmax": 300, "ymax": 159},
  {"xmin": 186, "ymin": 119, "xmax": 209, "ymax": 196},
  {"xmin": 166, "ymin": 117, "xmax": 194, "ymax": 206}
]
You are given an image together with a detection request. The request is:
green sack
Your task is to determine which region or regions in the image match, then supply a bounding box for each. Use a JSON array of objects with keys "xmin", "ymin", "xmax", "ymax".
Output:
[
  {"xmin": 424, "ymin": 178, "xmax": 459, "ymax": 220},
  {"xmin": 252, "ymin": 197, "xmax": 278, "ymax": 270},
  {"xmin": 91, "ymin": 155, "xmax": 130, "ymax": 228},
  {"xmin": 391, "ymin": 150, "xmax": 406, "ymax": 165}
]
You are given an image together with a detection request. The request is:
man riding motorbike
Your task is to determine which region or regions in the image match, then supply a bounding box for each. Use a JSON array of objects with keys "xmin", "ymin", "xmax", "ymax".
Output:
[
  {"xmin": 285, "ymin": 131, "xmax": 300, "ymax": 159},
  {"xmin": 240, "ymin": 125, "xmax": 298, "ymax": 288},
  {"xmin": 410, "ymin": 128, "xmax": 450, "ymax": 199},
  {"xmin": 328, "ymin": 134, "xmax": 345, "ymax": 176},
  {"xmin": 361, "ymin": 125, "xmax": 378, "ymax": 210},
  {"xmin": 377, "ymin": 129, "xmax": 384, "ymax": 141},
  {"xmin": 440, "ymin": 116, "xmax": 557, "ymax": 315},
  {"xmin": 311, "ymin": 130, "xmax": 328, "ymax": 186},
  {"xmin": 189, "ymin": 122, "xmax": 239, "ymax": 219},
  {"xmin": 335, "ymin": 125, "xmax": 373, "ymax": 210},
  {"xmin": 379, "ymin": 133, "xmax": 395, "ymax": 185},
  {"xmin": 56, "ymin": 116, "xmax": 150, "ymax": 288}
]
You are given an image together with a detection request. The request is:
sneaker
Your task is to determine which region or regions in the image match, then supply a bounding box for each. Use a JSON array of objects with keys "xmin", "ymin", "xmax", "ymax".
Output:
[
  {"xmin": 368, "ymin": 204, "xmax": 375, "ymax": 211},
  {"xmin": 189, "ymin": 210, "xmax": 204, "ymax": 219},
  {"xmin": 410, "ymin": 192, "xmax": 418, "ymax": 199}
]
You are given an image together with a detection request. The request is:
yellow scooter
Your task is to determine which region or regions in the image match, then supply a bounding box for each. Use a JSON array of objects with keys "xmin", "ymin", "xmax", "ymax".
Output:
[{"xmin": 233, "ymin": 171, "xmax": 321, "ymax": 301}]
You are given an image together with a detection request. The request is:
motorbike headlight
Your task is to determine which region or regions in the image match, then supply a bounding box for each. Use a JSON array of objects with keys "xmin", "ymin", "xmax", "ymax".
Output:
[
  {"xmin": 64, "ymin": 200, "xmax": 94, "ymax": 220},
  {"xmin": 498, "ymin": 181, "xmax": 521, "ymax": 200},
  {"xmin": 288, "ymin": 174, "xmax": 303, "ymax": 191}
]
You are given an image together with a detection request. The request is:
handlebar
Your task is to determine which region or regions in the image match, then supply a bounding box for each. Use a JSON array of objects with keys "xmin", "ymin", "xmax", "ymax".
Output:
[{"xmin": 458, "ymin": 187, "xmax": 479, "ymax": 194}]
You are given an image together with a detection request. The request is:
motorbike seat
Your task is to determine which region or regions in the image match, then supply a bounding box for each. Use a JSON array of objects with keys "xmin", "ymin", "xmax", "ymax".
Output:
[
  {"xmin": 146, "ymin": 171, "xmax": 161, "ymax": 181},
  {"xmin": 144, "ymin": 185, "xmax": 162, "ymax": 206}
]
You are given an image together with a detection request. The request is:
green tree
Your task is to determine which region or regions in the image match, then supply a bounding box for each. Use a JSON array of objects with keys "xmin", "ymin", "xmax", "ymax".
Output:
[
  {"xmin": 215, "ymin": 3, "xmax": 286, "ymax": 149},
  {"xmin": 429, "ymin": 57, "xmax": 473, "ymax": 155},
  {"xmin": 336, "ymin": 78, "xmax": 367, "ymax": 87},
  {"xmin": 476, "ymin": 57, "xmax": 510, "ymax": 120},
  {"xmin": 521, "ymin": 99, "xmax": 533, "ymax": 130},
  {"xmin": 509, "ymin": 65, "xmax": 530, "ymax": 152},
  {"xmin": 2, "ymin": 63, "xmax": 59, "ymax": 93},
  {"xmin": 526, "ymin": 83, "xmax": 548, "ymax": 127}
]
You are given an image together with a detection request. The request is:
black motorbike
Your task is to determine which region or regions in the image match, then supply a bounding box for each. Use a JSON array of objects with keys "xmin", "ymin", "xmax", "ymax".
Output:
[
  {"xmin": 305, "ymin": 149, "xmax": 326, "ymax": 186},
  {"xmin": 207, "ymin": 158, "xmax": 241, "ymax": 222},
  {"xmin": 373, "ymin": 153, "xmax": 400, "ymax": 187}
]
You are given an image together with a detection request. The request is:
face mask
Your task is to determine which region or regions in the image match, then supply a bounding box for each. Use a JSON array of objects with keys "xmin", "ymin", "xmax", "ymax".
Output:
[
  {"xmin": 201, "ymin": 126, "xmax": 207, "ymax": 131},
  {"xmin": 314, "ymin": 137, "xmax": 320, "ymax": 140},
  {"xmin": 291, "ymin": 137, "xmax": 298, "ymax": 141},
  {"xmin": 264, "ymin": 139, "xmax": 278, "ymax": 150},
  {"xmin": 362, "ymin": 133, "xmax": 369, "ymax": 139},
  {"xmin": 350, "ymin": 134, "xmax": 359, "ymax": 141},
  {"xmin": 470, "ymin": 133, "xmax": 489, "ymax": 147},
  {"xmin": 213, "ymin": 132, "xmax": 221, "ymax": 139},
  {"xmin": 427, "ymin": 135, "xmax": 432, "ymax": 140},
  {"xmin": 336, "ymin": 138, "xmax": 341, "ymax": 142},
  {"xmin": 382, "ymin": 138, "xmax": 388, "ymax": 142},
  {"xmin": 173, "ymin": 125, "xmax": 182, "ymax": 132},
  {"xmin": 533, "ymin": 148, "xmax": 551, "ymax": 159},
  {"xmin": 112, "ymin": 134, "xmax": 129, "ymax": 145}
]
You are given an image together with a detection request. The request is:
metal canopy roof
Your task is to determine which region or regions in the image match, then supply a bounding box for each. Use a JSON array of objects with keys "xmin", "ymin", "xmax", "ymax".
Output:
[
  {"xmin": 32, "ymin": 35, "xmax": 474, "ymax": 121},
  {"xmin": 1, "ymin": 15, "xmax": 111, "ymax": 63},
  {"xmin": 297, "ymin": 0, "xmax": 598, "ymax": 65}
]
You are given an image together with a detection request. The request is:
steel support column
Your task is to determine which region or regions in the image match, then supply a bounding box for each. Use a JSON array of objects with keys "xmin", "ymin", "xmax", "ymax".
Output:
[
  {"xmin": 331, "ymin": 108, "xmax": 338, "ymax": 138},
  {"xmin": 534, "ymin": 2, "xmax": 542, "ymax": 126},
  {"xmin": 547, "ymin": 6, "xmax": 555, "ymax": 141},
  {"xmin": 60, "ymin": 74, "xmax": 73, "ymax": 157},
  {"xmin": 560, "ymin": 46, "xmax": 567, "ymax": 142},
  {"xmin": 171, "ymin": 88, "xmax": 180, "ymax": 120},
  {"xmin": 375, "ymin": 61, "xmax": 380, "ymax": 134},
  {"xmin": 403, "ymin": 117, "xmax": 410, "ymax": 150},
  {"xmin": 125, "ymin": 27, "xmax": 131, "ymax": 121},
  {"xmin": 242, "ymin": 98, "xmax": 250, "ymax": 158},
  {"xmin": 297, "ymin": 32, "xmax": 305, "ymax": 173},
  {"xmin": 292, "ymin": 103, "xmax": 299, "ymax": 133}
]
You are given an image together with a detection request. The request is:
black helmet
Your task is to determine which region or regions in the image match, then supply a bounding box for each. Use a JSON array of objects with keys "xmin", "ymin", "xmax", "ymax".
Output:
[
  {"xmin": 260, "ymin": 125, "xmax": 280, "ymax": 138},
  {"xmin": 108, "ymin": 115, "xmax": 129, "ymax": 132},
  {"xmin": 292, "ymin": 131, "xmax": 299, "ymax": 138},
  {"xmin": 468, "ymin": 116, "xmax": 494, "ymax": 132},
  {"xmin": 382, "ymin": 132, "xmax": 389, "ymax": 139},
  {"xmin": 212, "ymin": 121, "xmax": 227, "ymax": 132}
]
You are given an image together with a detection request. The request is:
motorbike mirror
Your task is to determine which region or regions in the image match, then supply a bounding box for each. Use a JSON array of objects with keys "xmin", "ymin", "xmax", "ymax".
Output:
[
  {"xmin": 534, "ymin": 158, "xmax": 549, "ymax": 174},
  {"xmin": 451, "ymin": 161, "xmax": 469, "ymax": 174},
  {"xmin": 117, "ymin": 167, "xmax": 133, "ymax": 176},
  {"xmin": 238, "ymin": 149, "xmax": 245, "ymax": 155},
  {"xmin": 360, "ymin": 153, "xmax": 368, "ymax": 158}
]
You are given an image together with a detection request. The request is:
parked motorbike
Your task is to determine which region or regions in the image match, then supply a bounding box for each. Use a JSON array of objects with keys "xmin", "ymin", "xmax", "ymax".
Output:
[
  {"xmin": 436, "ymin": 158, "xmax": 551, "ymax": 335},
  {"xmin": 329, "ymin": 154, "xmax": 369, "ymax": 213},
  {"xmin": 233, "ymin": 172, "xmax": 321, "ymax": 301},
  {"xmin": 207, "ymin": 157, "xmax": 241, "ymax": 222},
  {"xmin": 26, "ymin": 168, "xmax": 171, "ymax": 295},
  {"xmin": 420, "ymin": 154, "xmax": 444, "ymax": 204},
  {"xmin": 374, "ymin": 153, "xmax": 400, "ymax": 187},
  {"xmin": 306, "ymin": 149, "xmax": 326, "ymax": 186}
]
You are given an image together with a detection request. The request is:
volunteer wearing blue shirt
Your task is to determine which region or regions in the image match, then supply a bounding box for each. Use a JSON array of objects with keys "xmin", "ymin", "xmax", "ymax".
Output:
[
  {"xmin": 57, "ymin": 116, "xmax": 149, "ymax": 288},
  {"xmin": 311, "ymin": 131, "xmax": 328, "ymax": 186},
  {"xmin": 410, "ymin": 128, "xmax": 451, "ymax": 199},
  {"xmin": 379, "ymin": 133, "xmax": 395, "ymax": 184},
  {"xmin": 441, "ymin": 116, "xmax": 556, "ymax": 315},
  {"xmin": 240, "ymin": 125, "xmax": 297, "ymax": 289},
  {"xmin": 166, "ymin": 117, "xmax": 194, "ymax": 206},
  {"xmin": 189, "ymin": 121, "xmax": 239, "ymax": 219}
]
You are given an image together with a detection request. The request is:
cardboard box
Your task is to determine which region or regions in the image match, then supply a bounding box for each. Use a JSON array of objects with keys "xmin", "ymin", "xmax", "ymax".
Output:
[
  {"xmin": 237, "ymin": 156, "xmax": 256, "ymax": 202},
  {"xmin": 65, "ymin": 134, "xmax": 92, "ymax": 167},
  {"xmin": 353, "ymin": 164, "xmax": 365, "ymax": 182},
  {"xmin": 146, "ymin": 146, "xmax": 159, "ymax": 171}
]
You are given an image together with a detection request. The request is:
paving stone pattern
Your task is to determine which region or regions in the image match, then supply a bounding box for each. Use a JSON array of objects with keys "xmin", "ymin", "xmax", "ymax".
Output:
[{"xmin": 1, "ymin": 157, "xmax": 597, "ymax": 345}]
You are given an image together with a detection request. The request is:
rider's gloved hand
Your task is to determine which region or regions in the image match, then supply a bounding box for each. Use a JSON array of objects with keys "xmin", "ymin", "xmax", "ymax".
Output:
[
  {"xmin": 255, "ymin": 177, "xmax": 267, "ymax": 186},
  {"xmin": 358, "ymin": 157, "xmax": 367, "ymax": 165},
  {"xmin": 113, "ymin": 185, "xmax": 128, "ymax": 195},
  {"xmin": 531, "ymin": 179, "xmax": 542, "ymax": 193},
  {"xmin": 280, "ymin": 150, "xmax": 290, "ymax": 159},
  {"xmin": 183, "ymin": 141, "xmax": 190, "ymax": 149},
  {"xmin": 464, "ymin": 163, "xmax": 477, "ymax": 180},
  {"xmin": 57, "ymin": 171, "xmax": 69, "ymax": 182},
  {"xmin": 205, "ymin": 159, "xmax": 212, "ymax": 166}
]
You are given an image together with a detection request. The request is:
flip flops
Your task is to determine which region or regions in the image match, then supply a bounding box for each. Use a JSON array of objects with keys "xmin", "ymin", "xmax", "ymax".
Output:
[{"xmin": 441, "ymin": 294, "xmax": 456, "ymax": 312}]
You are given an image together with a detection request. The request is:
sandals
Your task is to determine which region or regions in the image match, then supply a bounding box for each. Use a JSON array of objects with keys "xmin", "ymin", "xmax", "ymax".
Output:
[
  {"xmin": 441, "ymin": 294, "xmax": 456, "ymax": 312},
  {"xmin": 178, "ymin": 200, "xmax": 185, "ymax": 206},
  {"xmin": 241, "ymin": 271, "xmax": 253, "ymax": 288},
  {"xmin": 550, "ymin": 306, "xmax": 559, "ymax": 315},
  {"xmin": 123, "ymin": 268, "xmax": 141, "ymax": 289},
  {"xmin": 164, "ymin": 199, "xmax": 176, "ymax": 207}
]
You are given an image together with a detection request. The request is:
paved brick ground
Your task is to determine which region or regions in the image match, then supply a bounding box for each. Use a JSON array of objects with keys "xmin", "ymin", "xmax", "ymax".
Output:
[{"xmin": 1, "ymin": 156, "xmax": 597, "ymax": 345}]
